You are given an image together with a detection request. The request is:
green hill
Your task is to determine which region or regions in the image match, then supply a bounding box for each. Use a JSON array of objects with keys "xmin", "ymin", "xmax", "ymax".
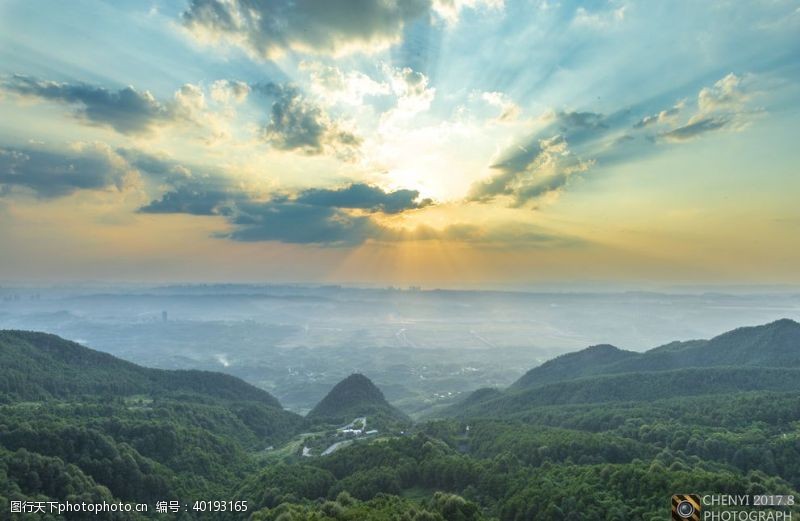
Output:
[
  {"xmin": 3, "ymin": 324, "xmax": 800, "ymax": 520},
  {"xmin": 447, "ymin": 367, "xmax": 800, "ymax": 418},
  {"xmin": 443, "ymin": 319, "xmax": 800, "ymax": 418},
  {"xmin": 511, "ymin": 343, "xmax": 639, "ymax": 390},
  {"xmin": 511, "ymin": 318, "xmax": 800, "ymax": 391},
  {"xmin": 610, "ymin": 317, "xmax": 800, "ymax": 372},
  {"xmin": 307, "ymin": 374, "xmax": 411, "ymax": 429},
  {"xmin": 0, "ymin": 330, "xmax": 307, "ymax": 511},
  {"xmin": 0, "ymin": 330, "xmax": 288, "ymax": 406},
  {"xmin": 0, "ymin": 329, "xmax": 305, "ymax": 446}
]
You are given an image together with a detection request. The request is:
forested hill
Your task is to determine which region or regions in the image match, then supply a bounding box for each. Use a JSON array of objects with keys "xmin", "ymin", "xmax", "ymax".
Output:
[
  {"xmin": 0, "ymin": 330, "xmax": 284, "ymax": 407},
  {"xmin": 1, "ymin": 330, "xmax": 305, "ymax": 516},
  {"xmin": 511, "ymin": 318, "xmax": 800, "ymax": 391},
  {"xmin": 3, "ymin": 326, "xmax": 800, "ymax": 519},
  {"xmin": 307, "ymin": 373, "xmax": 411, "ymax": 429},
  {"xmin": 511, "ymin": 343, "xmax": 638, "ymax": 389},
  {"xmin": 444, "ymin": 319, "xmax": 800, "ymax": 419}
]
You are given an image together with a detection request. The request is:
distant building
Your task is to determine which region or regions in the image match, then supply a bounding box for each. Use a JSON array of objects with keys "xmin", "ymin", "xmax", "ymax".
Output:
[{"xmin": 162, "ymin": 310, "xmax": 168, "ymax": 322}]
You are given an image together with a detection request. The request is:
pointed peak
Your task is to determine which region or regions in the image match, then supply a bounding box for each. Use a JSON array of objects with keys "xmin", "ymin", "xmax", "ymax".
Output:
[
  {"xmin": 307, "ymin": 373, "xmax": 410, "ymax": 428},
  {"xmin": 339, "ymin": 373, "xmax": 376, "ymax": 386}
]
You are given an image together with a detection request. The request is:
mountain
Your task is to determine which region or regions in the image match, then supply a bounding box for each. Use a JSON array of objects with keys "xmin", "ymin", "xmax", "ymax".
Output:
[
  {"xmin": 4, "ymin": 325, "xmax": 800, "ymax": 520},
  {"xmin": 448, "ymin": 367, "xmax": 800, "ymax": 418},
  {"xmin": 0, "ymin": 330, "xmax": 305, "ymax": 446},
  {"xmin": 307, "ymin": 373, "xmax": 411, "ymax": 429},
  {"xmin": 0, "ymin": 330, "xmax": 285, "ymax": 406},
  {"xmin": 0, "ymin": 330, "xmax": 308, "ymax": 511},
  {"xmin": 511, "ymin": 343, "xmax": 638, "ymax": 390},
  {"xmin": 511, "ymin": 319, "xmax": 800, "ymax": 391},
  {"xmin": 616, "ymin": 318, "xmax": 800, "ymax": 370},
  {"xmin": 442, "ymin": 319, "xmax": 800, "ymax": 418}
]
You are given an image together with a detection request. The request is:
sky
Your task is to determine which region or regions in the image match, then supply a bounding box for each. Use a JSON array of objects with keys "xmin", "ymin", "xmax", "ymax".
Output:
[{"xmin": 0, "ymin": 0, "xmax": 798, "ymax": 287}]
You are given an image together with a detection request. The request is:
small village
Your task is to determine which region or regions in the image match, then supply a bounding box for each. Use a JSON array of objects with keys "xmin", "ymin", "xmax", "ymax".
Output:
[{"xmin": 300, "ymin": 416, "xmax": 380, "ymax": 457}]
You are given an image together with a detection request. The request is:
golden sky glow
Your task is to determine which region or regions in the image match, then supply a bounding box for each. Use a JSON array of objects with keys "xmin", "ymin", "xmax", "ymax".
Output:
[{"xmin": 0, "ymin": 0, "xmax": 798, "ymax": 286}]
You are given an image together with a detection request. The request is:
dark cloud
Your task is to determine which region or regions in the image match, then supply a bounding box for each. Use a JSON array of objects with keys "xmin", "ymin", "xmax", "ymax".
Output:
[
  {"xmin": 257, "ymin": 83, "xmax": 361, "ymax": 156},
  {"xmin": 138, "ymin": 185, "xmax": 233, "ymax": 216},
  {"xmin": 119, "ymin": 149, "xmax": 240, "ymax": 216},
  {"xmin": 223, "ymin": 201, "xmax": 575, "ymax": 248},
  {"xmin": 224, "ymin": 201, "xmax": 382, "ymax": 245},
  {"xmin": 660, "ymin": 117, "xmax": 727, "ymax": 142},
  {"xmin": 138, "ymin": 181, "xmax": 401, "ymax": 245},
  {"xmin": 2, "ymin": 75, "xmax": 174, "ymax": 135},
  {"xmin": 182, "ymin": 0, "xmax": 431, "ymax": 58},
  {"xmin": 0, "ymin": 144, "xmax": 130, "ymax": 198},
  {"xmin": 138, "ymin": 181, "xmax": 432, "ymax": 243},
  {"xmin": 129, "ymin": 150, "xmax": 430, "ymax": 244},
  {"xmin": 117, "ymin": 149, "xmax": 181, "ymax": 179},
  {"xmin": 296, "ymin": 183, "xmax": 432, "ymax": 213}
]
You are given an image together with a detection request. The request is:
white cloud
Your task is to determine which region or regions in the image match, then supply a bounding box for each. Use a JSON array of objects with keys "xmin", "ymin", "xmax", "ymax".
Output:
[
  {"xmin": 661, "ymin": 73, "xmax": 757, "ymax": 142},
  {"xmin": 697, "ymin": 73, "xmax": 748, "ymax": 114},
  {"xmin": 573, "ymin": 4, "xmax": 627, "ymax": 29},
  {"xmin": 380, "ymin": 66, "xmax": 436, "ymax": 127},
  {"xmin": 301, "ymin": 62, "xmax": 390, "ymax": 106},
  {"xmin": 481, "ymin": 91, "xmax": 520, "ymax": 122},
  {"xmin": 432, "ymin": 0, "xmax": 505, "ymax": 25},
  {"xmin": 210, "ymin": 80, "xmax": 250, "ymax": 104},
  {"xmin": 174, "ymin": 83, "xmax": 206, "ymax": 113}
]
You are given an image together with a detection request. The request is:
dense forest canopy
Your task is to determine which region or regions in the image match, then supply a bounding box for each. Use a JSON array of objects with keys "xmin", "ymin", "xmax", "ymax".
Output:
[{"xmin": 2, "ymin": 320, "xmax": 800, "ymax": 519}]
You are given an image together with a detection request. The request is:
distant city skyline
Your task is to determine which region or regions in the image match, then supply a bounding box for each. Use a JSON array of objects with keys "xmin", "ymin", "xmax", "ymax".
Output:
[{"xmin": 1, "ymin": 0, "xmax": 798, "ymax": 286}]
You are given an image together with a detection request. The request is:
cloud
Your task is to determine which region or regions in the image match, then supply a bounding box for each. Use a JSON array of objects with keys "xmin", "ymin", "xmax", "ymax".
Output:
[
  {"xmin": 471, "ymin": 131, "xmax": 594, "ymax": 205},
  {"xmin": 1, "ymin": 75, "xmax": 175, "ymax": 135},
  {"xmin": 481, "ymin": 91, "xmax": 520, "ymax": 122},
  {"xmin": 118, "ymin": 149, "xmax": 238, "ymax": 215},
  {"xmin": 0, "ymin": 143, "xmax": 134, "ymax": 198},
  {"xmin": 138, "ymin": 183, "xmax": 233, "ymax": 215},
  {"xmin": 573, "ymin": 4, "xmax": 627, "ymax": 29},
  {"xmin": 210, "ymin": 80, "xmax": 250, "ymax": 104},
  {"xmin": 223, "ymin": 200, "xmax": 574, "ymax": 248},
  {"xmin": 634, "ymin": 102, "xmax": 683, "ymax": 128},
  {"xmin": 130, "ymin": 149, "xmax": 433, "ymax": 244},
  {"xmin": 432, "ymin": 0, "xmax": 504, "ymax": 24},
  {"xmin": 697, "ymin": 73, "xmax": 748, "ymax": 113},
  {"xmin": 661, "ymin": 117, "xmax": 727, "ymax": 142},
  {"xmin": 380, "ymin": 66, "xmax": 436, "ymax": 126},
  {"xmin": 301, "ymin": 62, "xmax": 390, "ymax": 105},
  {"xmin": 658, "ymin": 73, "xmax": 753, "ymax": 142},
  {"xmin": 1, "ymin": 76, "xmax": 254, "ymax": 143},
  {"xmin": 181, "ymin": 0, "xmax": 431, "ymax": 58},
  {"xmin": 257, "ymin": 83, "xmax": 362, "ymax": 157},
  {"xmin": 224, "ymin": 200, "xmax": 382, "ymax": 245},
  {"xmin": 295, "ymin": 183, "xmax": 433, "ymax": 213},
  {"xmin": 471, "ymin": 73, "xmax": 759, "ymax": 206}
]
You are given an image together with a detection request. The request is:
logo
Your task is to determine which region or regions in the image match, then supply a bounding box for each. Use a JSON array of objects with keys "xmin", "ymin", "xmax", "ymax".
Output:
[{"xmin": 672, "ymin": 494, "xmax": 702, "ymax": 521}]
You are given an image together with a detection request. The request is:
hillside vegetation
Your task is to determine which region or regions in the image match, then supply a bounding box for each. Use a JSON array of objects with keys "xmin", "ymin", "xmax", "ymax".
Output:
[{"xmin": 2, "ymin": 321, "xmax": 800, "ymax": 519}]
